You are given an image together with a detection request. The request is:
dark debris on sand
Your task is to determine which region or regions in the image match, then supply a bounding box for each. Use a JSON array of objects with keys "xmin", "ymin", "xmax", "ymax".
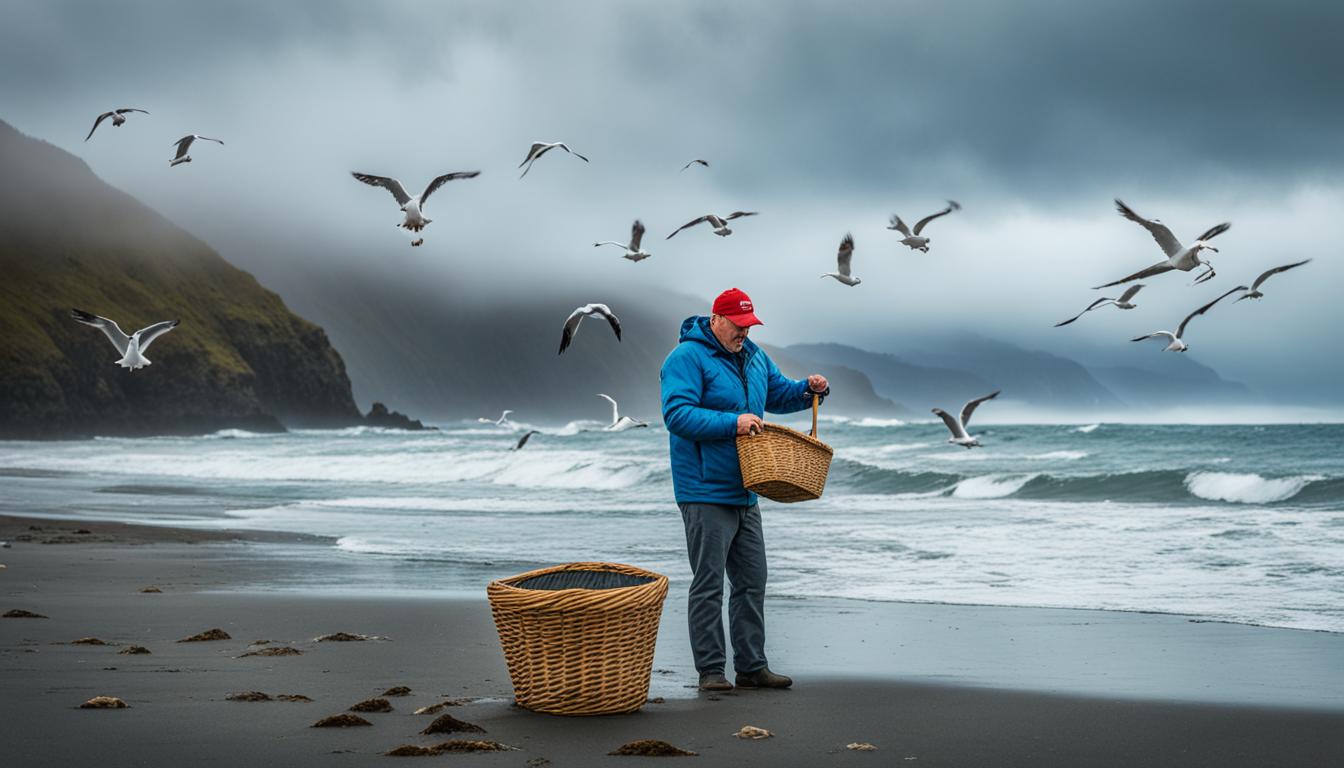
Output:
[
  {"xmin": 413, "ymin": 699, "xmax": 470, "ymax": 715},
  {"xmin": 277, "ymin": 694, "xmax": 313, "ymax": 702},
  {"xmin": 312, "ymin": 714, "xmax": 372, "ymax": 728},
  {"xmin": 118, "ymin": 645, "xmax": 151, "ymax": 655},
  {"xmin": 421, "ymin": 713, "xmax": 486, "ymax": 735},
  {"xmin": 316, "ymin": 632, "xmax": 368, "ymax": 642},
  {"xmin": 178, "ymin": 628, "xmax": 231, "ymax": 642},
  {"xmin": 239, "ymin": 646, "xmax": 303, "ymax": 658},
  {"xmin": 4, "ymin": 609, "xmax": 48, "ymax": 618},
  {"xmin": 140, "ymin": 586, "xmax": 162, "ymax": 593},
  {"xmin": 386, "ymin": 741, "xmax": 516, "ymax": 756},
  {"xmin": 348, "ymin": 697, "xmax": 393, "ymax": 713},
  {"xmin": 382, "ymin": 685, "xmax": 412, "ymax": 697},
  {"xmin": 71, "ymin": 637, "xmax": 107, "ymax": 645},
  {"xmin": 226, "ymin": 691, "xmax": 273, "ymax": 702},
  {"xmin": 609, "ymin": 740, "xmax": 698, "ymax": 757},
  {"xmin": 79, "ymin": 696, "xmax": 128, "ymax": 709}
]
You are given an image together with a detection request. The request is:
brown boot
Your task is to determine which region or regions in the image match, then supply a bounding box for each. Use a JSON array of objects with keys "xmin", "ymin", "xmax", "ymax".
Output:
[
  {"xmin": 698, "ymin": 671, "xmax": 733, "ymax": 692},
  {"xmin": 735, "ymin": 667, "xmax": 792, "ymax": 689}
]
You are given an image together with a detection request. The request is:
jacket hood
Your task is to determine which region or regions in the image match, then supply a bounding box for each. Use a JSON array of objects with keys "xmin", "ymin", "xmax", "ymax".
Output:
[{"xmin": 678, "ymin": 315, "xmax": 760, "ymax": 357}]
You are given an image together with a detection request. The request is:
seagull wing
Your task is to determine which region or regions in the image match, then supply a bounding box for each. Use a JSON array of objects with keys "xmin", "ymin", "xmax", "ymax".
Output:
[
  {"xmin": 1115, "ymin": 199, "xmax": 1182, "ymax": 257},
  {"xmin": 115, "ymin": 108, "xmax": 150, "ymax": 115},
  {"xmin": 887, "ymin": 214, "xmax": 911, "ymax": 237},
  {"xmin": 593, "ymin": 304, "xmax": 622, "ymax": 342},
  {"xmin": 629, "ymin": 219, "xmax": 645, "ymax": 251},
  {"xmin": 1131, "ymin": 331, "xmax": 1177, "ymax": 343},
  {"xmin": 71, "ymin": 309, "xmax": 130, "ymax": 355},
  {"xmin": 667, "ymin": 215, "xmax": 711, "ymax": 239},
  {"xmin": 351, "ymin": 172, "xmax": 412, "ymax": 206},
  {"xmin": 724, "ymin": 211, "xmax": 758, "ymax": 221},
  {"xmin": 1117, "ymin": 283, "xmax": 1146, "ymax": 303},
  {"xmin": 912, "ymin": 201, "xmax": 960, "ymax": 235},
  {"xmin": 85, "ymin": 112, "xmax": 114, "ymax": 141},
  {"xmin": 960, "ymin": 390, "xmax": 1000, "ymax": 430},
  {"xmin": 196, "ymin": 137, "xmax": 224, "ymax": 146},
  {"xmin": 519, "ymin": 143, "xmax": 549, "ymax": 167},
  {"xmin": 598, "ymin": 393, "xmax": 619, "ymax": 424},
  {"xmin": 931, "ymin": 408, "xmax": 968, "ymax": 439},
  {"xmin": 1250, "ymin": 258, "xmax": 1312, "ymax": 291},
  {"xmin": 1092, "ymin": 261, "xmax": 1174, "ymax": 289},
  {"xmin": 836, "ymin": 233, "xmax": 855, "ymax": 276},
  {"xmin": 1054, "ymin": 298, "xmax": 1115, "ymax": 327},
  {"xmin": 681, "ymin": 159, "xmax": 708, "ymax": 171},
  {"xmin": 513, "ymin": 430, "xmax": 539, "ymax": 450},
  {"xmin": 1176, "ymin": 286, "xmax": 1248, "ymax": 338},
  {"xmin": 1194, "ymin": 222, "xmax": 1231, "ymax": 243},
  {"xmin": 553, "ymin": 143, "xmax": 588, "ymax": 162},
  {"xmin": 559, "ymin": 307, "xmax": 586, "ymax": 354},
  {"xmin": 171, "ymin": 135, "xmax": 196, "ymax": 161},
  {"xmin": 134, "ymin": 320, "xmax": 180, "ymax": 352},
  {"xmin": 419, "ymin": 171, "xmax": 481, "ymax": 207}
]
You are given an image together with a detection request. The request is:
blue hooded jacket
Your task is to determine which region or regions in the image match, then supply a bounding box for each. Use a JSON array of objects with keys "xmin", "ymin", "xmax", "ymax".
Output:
[{"xmin": 660, "ymin": 315, "xmax": 815, "ymax": 505}]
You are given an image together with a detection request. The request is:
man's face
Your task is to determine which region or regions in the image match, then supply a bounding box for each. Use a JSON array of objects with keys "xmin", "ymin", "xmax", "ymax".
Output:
[{"xmin": 711, "ymin": 314, "xmax": 750, "ymax": 353}]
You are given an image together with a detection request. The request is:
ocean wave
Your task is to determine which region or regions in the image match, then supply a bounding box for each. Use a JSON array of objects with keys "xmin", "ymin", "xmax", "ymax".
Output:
[
  {"xmin": 1074, "ymin": 423, "xmax": 1101, "ymax": 433},
  {"xmin": 204, "ymin": 429, "xmax": 272, "ymax": 440},
  {"xmin": 852, "ymin": 417, "xmax": 907, "ymax": 428},
  {"xmin": 952, "ymin": 474, "xmax": 1040, "ymax": 499},
  {"xmin": 1024, "ymin": 450, "xmax": 1089, "ymax": 461},
  {"xmin": 1184, "ymin": 472, "xmax": 1326, "ymax": 504},
  {"xmin": 305, "ymin": 497, "xmax": 667, "ymax": 514}
]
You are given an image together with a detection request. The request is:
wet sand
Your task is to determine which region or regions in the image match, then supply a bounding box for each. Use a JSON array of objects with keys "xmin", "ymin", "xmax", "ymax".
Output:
[{"xmin": 2, "ymin": 515, "xmax": 1342, "ymax": 767}]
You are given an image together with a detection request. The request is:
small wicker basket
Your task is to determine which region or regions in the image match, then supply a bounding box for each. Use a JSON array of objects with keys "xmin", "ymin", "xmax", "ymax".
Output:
[
  {"xmin": 486, "ymin": 561, "xmax": 669, "ymax": 716},
  {"xmin": 736, "ymin": 394, "xmax": 834, "ymax": 503}
]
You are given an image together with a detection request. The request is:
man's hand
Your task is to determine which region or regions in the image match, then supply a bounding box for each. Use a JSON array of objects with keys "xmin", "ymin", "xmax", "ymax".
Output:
[
  {"xmin": 807, "ymin": 374, "xmax": 829, "ymax": 393},
  {"xmin": 736, "ymin": 413, "xmax": 764, "ymax": 436}
]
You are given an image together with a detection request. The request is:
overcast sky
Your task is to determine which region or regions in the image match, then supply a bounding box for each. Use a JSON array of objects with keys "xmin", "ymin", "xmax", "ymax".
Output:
[{"xmin": 3, "ymin": 0, "xmax": 1341, "ymax": 402}]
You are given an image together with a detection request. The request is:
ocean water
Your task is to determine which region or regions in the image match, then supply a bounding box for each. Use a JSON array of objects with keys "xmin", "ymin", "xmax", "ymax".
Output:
[{"xmin": 2, "ymin": 419, "xmax": 1342, "ymax": 632}]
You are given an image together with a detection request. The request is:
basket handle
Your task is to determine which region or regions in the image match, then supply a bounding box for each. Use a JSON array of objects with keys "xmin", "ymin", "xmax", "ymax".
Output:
[{"xmin": 809, "ymin": 393, "xmax": 819, "ymax": 438}]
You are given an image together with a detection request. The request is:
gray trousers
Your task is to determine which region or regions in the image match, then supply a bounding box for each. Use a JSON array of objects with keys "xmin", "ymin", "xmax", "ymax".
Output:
[{"xmin": 678, "ymin": 502, "xmax": 768, "ymax": 676}]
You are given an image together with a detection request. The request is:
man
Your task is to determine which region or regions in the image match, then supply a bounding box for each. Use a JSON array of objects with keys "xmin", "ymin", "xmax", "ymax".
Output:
[{"xmin": 659, "ymin": 287, "xmax": 829, "ymax": 692}]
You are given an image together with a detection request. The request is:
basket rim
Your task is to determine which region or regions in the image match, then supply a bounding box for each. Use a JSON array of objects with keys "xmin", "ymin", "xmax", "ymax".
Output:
[
  {"xmin": 739, "ymin": 422, "xmax": 834, "ymax": 454},
  {"xmin": 488, "ymin": 561, "xmax": 668, "ymax": 596}
]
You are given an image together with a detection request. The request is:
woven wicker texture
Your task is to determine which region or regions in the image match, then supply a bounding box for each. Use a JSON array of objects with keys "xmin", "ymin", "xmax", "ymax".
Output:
[
  {"xmin": 736, "ymin": 395, "xmax": 834, "ymax": 502},
  {"xmin": 487, "ymin": 562, "xmax": 669, "ymax": 716}
]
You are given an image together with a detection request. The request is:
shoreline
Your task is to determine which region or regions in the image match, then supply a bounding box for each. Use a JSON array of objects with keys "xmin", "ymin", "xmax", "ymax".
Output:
[{"xmin": 3, "ymin": 516, "xmax": 1342, "ymax": 766}]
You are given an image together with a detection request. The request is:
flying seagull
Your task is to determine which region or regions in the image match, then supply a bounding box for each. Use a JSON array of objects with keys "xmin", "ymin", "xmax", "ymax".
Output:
[
  {"xmin": 512, "ymin": 430, "xmax": 540, "ymax": 451},
  {"xmin": 932, "ymin": 390, "xmax": 1000, "ymax": 449},
  {"xmin": 1131, "ymin": 285, "xmax": 1246, "ymax": 352},
  {"xmin": 1235, "ymin": 258, "xmax": 1312, "ymax": 302},
  {"xmin": 820, "ymin": 233, "xmax": 861, "ymax": 286},
  {"xmin": 597, "ymin": 393, "xmax": 648, "ymax": 431},
  {"xmin": 169, "ymin": 135, "xmax": 224, "ymax": 167},
  {"xmin": 1054, "ymin": 284, "xmax": 1146, "ymax": 327},
  {"xmin": 1095, "ymin": 199, "xmax": 1230, "ymax": 288},
  {"xmin": 477, "ymin": 410, "xmax": 514, "ymax": 427},
  {"xmin": 666, "ymin": 211, "xmax": 758, "ymax": 240},
  {"xmin": 680, "ymin": 159, "xmax": 709, "ymax": 171},
  {"xmin": 85, "ymin": 108, "xmax": 149, "ymax": 141},
  {"xmin": 351, "ymin": 171, "xmax": 481, "ymax": 241},
  {"xmin": 887, "ymin": 200, "xmax": 960, "ymax": 252},
  {"xmin": 594, "ymin": 219, "xmax": 652, "ymax": 261},
  {"xmin": 70, "ymin": 309, "xmax": 179, "ymax": 370},
  {"xmin": 559, "ymin": 304, "xmax": 622, "ymax": 355},
  {"xmin": 518, "ymin": 141, "xmax": 588, "ymax": 178}
]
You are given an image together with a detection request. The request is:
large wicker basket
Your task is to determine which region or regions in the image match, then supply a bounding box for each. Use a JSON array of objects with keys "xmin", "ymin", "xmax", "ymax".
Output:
[
  {"xmin": 486, "ymin": 561, "xmax": 669, "ymax": 716},
  {"xmin": 736, "ymin": 394, "xmax": 834, "ymax": 503}
]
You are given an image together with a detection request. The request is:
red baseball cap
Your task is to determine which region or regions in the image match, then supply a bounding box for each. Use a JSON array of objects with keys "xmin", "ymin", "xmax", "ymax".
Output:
[{"xmin": 712, "ymin": 287, "xmax": 762, "ymax": 327}]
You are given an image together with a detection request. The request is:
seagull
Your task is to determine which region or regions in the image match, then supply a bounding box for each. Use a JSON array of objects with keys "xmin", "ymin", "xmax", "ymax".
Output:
[
  {"xmin": 680, "ymin": 159, "xmax": 709, "ymax": 171},
  {"xmin": 518, "ymin": 141, "xmax": 588, "ymax": 178},
  {"xmin": 512, "ymin": 430, "xmax": 540, "ymax": 451},
  {"xmin": 1054, "ymin": 284, "xmax": 1146, "ymax": 327},
  {"xmin": 477, "ymin": 410, "xmax": 514, "ymax": 427},
  {"xmin": 598, "ymin": 393, "xmax": 648, "ymax": 431},
  {"xmin": 70, "ymin": 309, "xmax": 179, "ymax": 370},
  {"xmin": 1234, "ymin": 258, "xmax": 1312, "ymax": 302},
  {"xmin": 932, "ymin": 390, "xmax": 1000, "ymax": 449},
  {"xmin": 594, "ymin": 220, "xmax": 652, "ymax": 261},
  {"xmin": 666, "ymin": 211, "xmax": 758, "ymax": 240},
  {"xmin": 1095, "ymin": 200, "xmax": 1231, "ymax": 288},
  {"xmin": 559, "ymin": 304, "xmax": 622, "ymax": 355},
  {"xmin": 85, "ymin": 108, "xmax": 149, "ymax": 141},
  {"xmin": 887, "ymin": 201, "xmax": 960, "ymax": 252},
  {"xmin": 169, "ymin": 135, "xmax": 224, "ymax": 167},
  {"xmin": 820, "ymin": 233, "xmax": 861, "ymax": 286},
  {"xmin": 1131, "ymin": 285, "xmax": 1247, "ymax": 352},
  {"xmin": 351, "ymin": 171, "xmax": 481, "ymax": 237}
]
